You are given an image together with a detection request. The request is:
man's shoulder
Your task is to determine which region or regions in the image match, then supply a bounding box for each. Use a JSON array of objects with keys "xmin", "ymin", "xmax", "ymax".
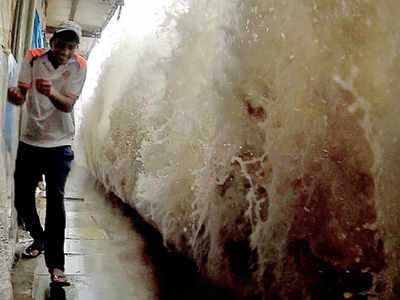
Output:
[
  {"xmin": 73, "ymin": 54, "xmax": 86, "ymax": 70},
  {"xmin": 27, "ymin": 48, "xmax": 46, "ymax": 62}
]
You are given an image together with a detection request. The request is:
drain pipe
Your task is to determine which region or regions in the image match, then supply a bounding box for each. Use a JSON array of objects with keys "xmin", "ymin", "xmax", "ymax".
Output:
[
  {"xmin": 11, "ymin": 0, "xmax": 35, "ymax": 61},
  {"xmin": 11, "ymin": 0, "xmax": 23, "ymax": 58},
  {"xmin": 24, "ymin": 0, "xmax": 35, "ymax": 53}
]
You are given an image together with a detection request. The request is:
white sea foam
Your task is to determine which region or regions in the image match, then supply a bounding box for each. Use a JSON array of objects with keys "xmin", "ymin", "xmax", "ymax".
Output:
[{"xmin": 77, "ymin": 1, "xmax": 400, "ymax": 297}]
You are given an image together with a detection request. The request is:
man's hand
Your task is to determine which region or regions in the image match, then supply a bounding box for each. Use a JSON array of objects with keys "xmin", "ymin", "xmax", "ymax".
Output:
[
  {"xmin": 35, "ymin": 78, "xmax": 76, "ymax": 112},
  {"xmin": 35, "ymin": 79, "xmax": 53, "ymax": 97},
  {"xmin": 7, "ymin": 87, "xmax": 26, "ymax": 105}
]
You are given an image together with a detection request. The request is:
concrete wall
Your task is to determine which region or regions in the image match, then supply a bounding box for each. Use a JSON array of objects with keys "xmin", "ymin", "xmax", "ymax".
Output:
[
  {"xmin": 0, "ymin": 1, "xmax": 46, "ymax": 298},
  {"xmin": 0, "ymin": 0, "xmax": 17, "ymax": 49},
  {"xmin": 0, "ymin": 3, "xmax": 18, "ymax": 299}
]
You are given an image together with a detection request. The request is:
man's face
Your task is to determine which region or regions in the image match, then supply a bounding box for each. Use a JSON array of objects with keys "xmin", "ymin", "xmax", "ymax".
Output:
[{"xmin": 50, "ymin": 38, "xmax": 78, "ymax": 65}]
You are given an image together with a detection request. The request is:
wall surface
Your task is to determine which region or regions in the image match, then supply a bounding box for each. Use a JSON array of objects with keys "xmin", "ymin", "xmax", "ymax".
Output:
[
  {"xmin": 0, "ymin": 2, "xmax": 18, "ymax": 299},
  {"xmin": 0, "ymin": 1, "xmax": 46, "ymax": 299},
  {"xmin": 0, "ymin": 1, "xmax": 18, "ymax": 300},
  {"xmin": 0, "ymin": 50, "xmax": 14, "ymax": 300},
  {"xmin": 0, "ymin": 0, "xmax": 17, "ymax": 48}
]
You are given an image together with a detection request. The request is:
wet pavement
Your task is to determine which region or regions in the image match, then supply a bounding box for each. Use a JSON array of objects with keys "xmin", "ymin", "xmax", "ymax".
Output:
[{"xmin": 11, "ymin": 163, "xmax": 158, "ymax": 300}]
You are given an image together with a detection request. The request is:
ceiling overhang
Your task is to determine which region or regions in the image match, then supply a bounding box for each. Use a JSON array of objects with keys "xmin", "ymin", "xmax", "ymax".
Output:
[{"xmin": 45, "ymin": 0, "xmax": 124, "ymax": 58}]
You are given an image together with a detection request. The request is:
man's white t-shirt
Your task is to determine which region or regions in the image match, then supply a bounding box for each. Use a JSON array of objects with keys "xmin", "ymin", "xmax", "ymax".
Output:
[{"xmin": 18, "ymin": 49, "xmax": 87, "ymax": 148}]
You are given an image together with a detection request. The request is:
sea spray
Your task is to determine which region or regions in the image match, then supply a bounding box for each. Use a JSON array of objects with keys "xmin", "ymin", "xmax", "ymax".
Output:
[{"xmin": 78, "ymin": 1, "xmax": 400, "ymax": 298}]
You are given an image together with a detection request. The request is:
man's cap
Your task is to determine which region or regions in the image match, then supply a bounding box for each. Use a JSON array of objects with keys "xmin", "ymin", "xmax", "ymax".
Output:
[{"xmin": 54, "ymin": 20, "xmax": 82, "ymax": 43}]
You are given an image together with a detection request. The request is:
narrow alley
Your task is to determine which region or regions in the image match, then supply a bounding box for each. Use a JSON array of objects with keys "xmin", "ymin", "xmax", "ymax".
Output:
[
  {"xmin": 4, "ymin": 1, "xmax": 400, "ymax": 299},
  {"xmin": 11, "ymin": 158, "xmax": 231, "ymax": 300},
  {"xmin": 11, "ymin": 160, "xmax": 159, "ymax": 300}
]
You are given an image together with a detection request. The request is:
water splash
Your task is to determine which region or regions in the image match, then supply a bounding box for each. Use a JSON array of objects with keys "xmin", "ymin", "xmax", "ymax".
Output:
[{"xmin": 78, "ymin": 1, "xmax": 400, "ymax": 298}]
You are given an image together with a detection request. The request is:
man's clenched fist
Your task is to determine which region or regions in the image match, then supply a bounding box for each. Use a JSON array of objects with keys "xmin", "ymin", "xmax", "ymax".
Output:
[
  {"xmin": 7, "ymin": 87, "xmax": 26, "ymax": 105},
  {"xmin": 35, "ymin": 79, "xmax": 53, "ymax": 97}
]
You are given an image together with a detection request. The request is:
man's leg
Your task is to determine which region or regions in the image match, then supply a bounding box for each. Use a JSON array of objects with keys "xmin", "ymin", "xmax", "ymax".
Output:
[
  {"xmin": 43, "ymin": 146, "xmax": 73, "ymax": 273},
  {"xmin": 14, "ymin": 142, "xmax": 45, "ymax": 245}
]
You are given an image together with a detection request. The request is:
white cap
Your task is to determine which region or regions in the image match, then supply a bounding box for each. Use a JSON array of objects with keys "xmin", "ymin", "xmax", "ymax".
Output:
[{"xmin": 54, "ymin": 20, "xmax": 82, "ymax": 43}]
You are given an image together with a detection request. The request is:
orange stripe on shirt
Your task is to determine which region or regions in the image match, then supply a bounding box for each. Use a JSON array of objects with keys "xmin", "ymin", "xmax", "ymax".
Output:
[
  {"xmin": 74, "ymin": 54, "xmax": 86, "ymax": 69},
  {"xmin": 27, "ymin": 48, "xmax": 45, "ymax": 62}
]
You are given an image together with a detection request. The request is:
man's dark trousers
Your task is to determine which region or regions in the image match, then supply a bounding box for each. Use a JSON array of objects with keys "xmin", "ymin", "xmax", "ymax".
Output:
[{"xmin": 14, "ymin": 141, "xmax": 74, "ymax": 272}]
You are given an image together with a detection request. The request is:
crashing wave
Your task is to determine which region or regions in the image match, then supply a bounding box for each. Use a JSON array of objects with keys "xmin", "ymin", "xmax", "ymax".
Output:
[{"xmin": 78, "ymin": 1, "xmax": 400, "ymax": 298}]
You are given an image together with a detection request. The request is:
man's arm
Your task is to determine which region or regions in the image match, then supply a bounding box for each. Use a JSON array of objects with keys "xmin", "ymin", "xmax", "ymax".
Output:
[
  {"xmin": 9, "ymin": 50, "xmax": 36, "ymax": 106},
  {"xmin": 35, "ymin": 79, "xmax": 76, "ymax": 112}
]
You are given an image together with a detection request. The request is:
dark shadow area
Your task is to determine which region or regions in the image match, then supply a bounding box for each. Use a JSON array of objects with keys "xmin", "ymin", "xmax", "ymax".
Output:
[
  {"xmin": 291, "ymin": 239, "xmax": 376, "ymax": 300},
  {"xmin": 44, "ymin": 286, "xmax": 66, "ymax": 300},
  {"xmin": 106, "ymin": 192, "xmax": 238, "ymax": 300}
]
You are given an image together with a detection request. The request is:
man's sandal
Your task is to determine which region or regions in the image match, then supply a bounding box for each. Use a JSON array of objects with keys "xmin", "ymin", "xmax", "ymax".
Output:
[
  {"xmin": 21, "ymin": 241, "xmax": 44, "ymax": 259},
  {"xmin": 50, "ymin": 270, "xmax": 71, "ymax": 287}
]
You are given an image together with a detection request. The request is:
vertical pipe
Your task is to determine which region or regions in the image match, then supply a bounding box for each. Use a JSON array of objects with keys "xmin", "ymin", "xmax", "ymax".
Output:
[
  {"xmin": 70, "ymin": 0, "xmax": 79, "ymax": 21},
  {"xmin": 24, "ymin": 0, "xmax": 36, "ymax": 53},
  {"xmin": 11, "ymin": 0, "xmax": 22, "ymax": 57},
  {"xmin": 12, "ymin": 0, "xmax": 33, "ymax": 62}
]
